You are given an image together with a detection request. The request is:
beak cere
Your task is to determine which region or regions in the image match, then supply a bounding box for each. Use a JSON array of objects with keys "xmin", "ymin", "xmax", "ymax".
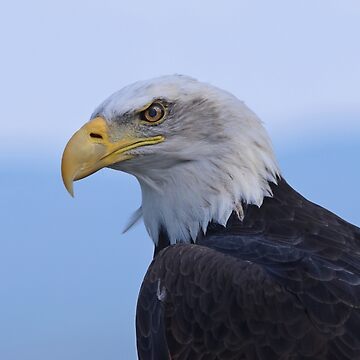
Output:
[{"xmin": 61, "ymin": 117, "xmax": 164, "ymax": 196}]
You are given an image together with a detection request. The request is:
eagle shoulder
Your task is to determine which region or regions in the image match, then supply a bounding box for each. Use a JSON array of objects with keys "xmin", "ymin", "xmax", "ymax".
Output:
[{"xmin": 136, "ymin": 244, "xmax": 334, "ymax": 360}]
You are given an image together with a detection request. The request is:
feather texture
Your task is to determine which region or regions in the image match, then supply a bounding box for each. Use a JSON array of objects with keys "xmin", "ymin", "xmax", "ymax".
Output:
[{"xmin": 136, "ymin": 179, "xmax": 360, "ymax": 359}]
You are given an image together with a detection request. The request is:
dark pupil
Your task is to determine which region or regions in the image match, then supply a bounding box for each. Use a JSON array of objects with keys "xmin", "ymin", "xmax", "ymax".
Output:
[{"xmin": 148, "ymin": 107, "xmax": 158, "ymax": 118}]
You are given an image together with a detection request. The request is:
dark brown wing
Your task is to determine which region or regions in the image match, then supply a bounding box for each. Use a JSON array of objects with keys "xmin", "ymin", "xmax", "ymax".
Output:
[{"xmin": 137, "ymin": 243, "xmax": 360, "ymax": 360}]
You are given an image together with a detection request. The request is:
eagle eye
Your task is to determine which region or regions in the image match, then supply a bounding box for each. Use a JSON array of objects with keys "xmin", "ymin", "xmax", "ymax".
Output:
[{"xmin": 141, "ymin": 102, "xmax": 165, "ymax": 123}]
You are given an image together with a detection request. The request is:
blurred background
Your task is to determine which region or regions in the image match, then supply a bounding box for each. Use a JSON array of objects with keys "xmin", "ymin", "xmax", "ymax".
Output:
[{"xmin": 1, "ymin": 1, "xmax": 359, "ymax": 359}]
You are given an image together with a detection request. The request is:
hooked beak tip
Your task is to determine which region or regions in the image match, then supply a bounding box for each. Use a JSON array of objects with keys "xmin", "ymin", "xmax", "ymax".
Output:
[{"xmin": 61, "ymin": 169, "xmax": 75, "ymax": 197}]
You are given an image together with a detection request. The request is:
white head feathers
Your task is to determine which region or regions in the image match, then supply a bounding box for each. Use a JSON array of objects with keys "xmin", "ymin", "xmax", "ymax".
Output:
[{"xmin": 93, "ymin": 75, "xmax": 280, "ymax": 244}]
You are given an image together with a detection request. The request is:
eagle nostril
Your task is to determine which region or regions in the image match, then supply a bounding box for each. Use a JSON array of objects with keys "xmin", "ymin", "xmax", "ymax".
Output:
[{"xmin": 89, "ymin": 133, "xmax": 103, "ymax": 139}]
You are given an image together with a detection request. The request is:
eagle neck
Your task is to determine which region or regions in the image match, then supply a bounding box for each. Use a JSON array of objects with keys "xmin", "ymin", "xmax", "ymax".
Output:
[{"xmin": 137, "ymin": 156, "xmax": 279, "ymax": 247}]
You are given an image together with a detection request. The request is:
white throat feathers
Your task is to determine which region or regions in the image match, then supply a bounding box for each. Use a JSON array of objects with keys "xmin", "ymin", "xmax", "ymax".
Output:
[{"xmin": 93, "ymin": 75, "xmax": 280, "ymax": 245}]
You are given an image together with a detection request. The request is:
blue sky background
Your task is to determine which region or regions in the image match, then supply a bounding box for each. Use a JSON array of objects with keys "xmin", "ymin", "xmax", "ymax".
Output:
[{"xmin": 1, "ymin": 1, "xmax": 360, "ymax": 359}]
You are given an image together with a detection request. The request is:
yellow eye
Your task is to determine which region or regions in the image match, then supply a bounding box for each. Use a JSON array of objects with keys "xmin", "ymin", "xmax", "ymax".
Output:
[{"xmin": 141, "ymin": 102, "xmax": 165, "ymax": 123}]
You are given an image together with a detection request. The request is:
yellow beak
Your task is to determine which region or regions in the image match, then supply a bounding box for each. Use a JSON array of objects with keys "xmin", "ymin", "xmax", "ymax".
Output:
[{"xmin": 61, "ymin": 117, "xmax": 164, "ymax": 196}]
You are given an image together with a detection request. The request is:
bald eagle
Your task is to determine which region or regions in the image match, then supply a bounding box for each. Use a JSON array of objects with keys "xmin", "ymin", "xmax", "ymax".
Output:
[{"xmin": 62, "ymin": 75, "xmax": 360, "ymax": 360}]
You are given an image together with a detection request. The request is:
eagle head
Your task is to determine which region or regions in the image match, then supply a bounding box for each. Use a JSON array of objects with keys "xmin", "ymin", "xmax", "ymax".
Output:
[{"xmin": 62, "ymin": 75, "xmax": 279, "ymax": 243}]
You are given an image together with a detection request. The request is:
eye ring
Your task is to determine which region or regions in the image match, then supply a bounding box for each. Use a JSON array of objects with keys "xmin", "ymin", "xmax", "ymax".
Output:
[{"xmin": 141, "ymin": 102, "xmax": 165, "ymax": 123}]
